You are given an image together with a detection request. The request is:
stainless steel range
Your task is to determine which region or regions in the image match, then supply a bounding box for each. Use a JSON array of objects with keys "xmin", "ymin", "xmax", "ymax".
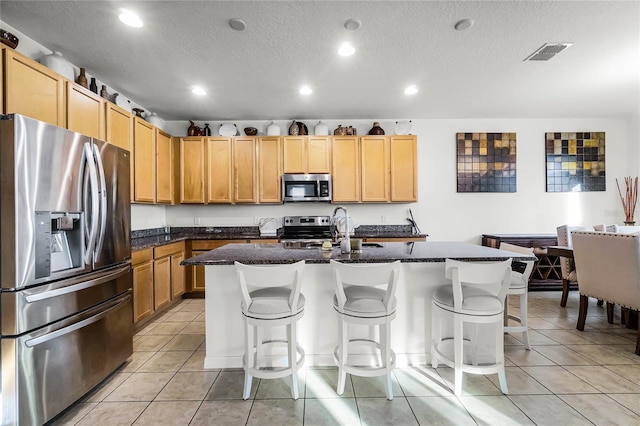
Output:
[{"xmin": 281, "ymin": 215, "xmax": 332, "ymax": 242}]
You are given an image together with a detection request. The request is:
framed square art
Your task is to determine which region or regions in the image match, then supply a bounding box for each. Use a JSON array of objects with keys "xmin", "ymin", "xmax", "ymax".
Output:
[
  {"xmin": 545, "ymin": 132, "xmax": 605, "ymax": 192},
  {"xmin": 456, "ymin": 132, "xmax": 517, "ymax": 193}
]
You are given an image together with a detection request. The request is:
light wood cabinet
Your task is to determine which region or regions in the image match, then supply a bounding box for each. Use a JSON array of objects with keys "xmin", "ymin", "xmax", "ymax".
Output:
[
  {"xmin": 179, "ymin": 136, "xmax": 206, "ymax": 203},
  {"xmin": 283, "ymin": 136, "xmax": 331, "ymax": 173},
  {"xmin": 257, "ymin": 136, "xmax": 282, "ymax": 203},
  {"xmin": 66, "ymin": 82, "xmax": 105, "ymax": 139},
  {"xmin": 234, "ymin": 137, "xmax": 257, "ymax": 203},
  {"xmin": 361, "ymin": 136, "xmax": 390, "ymax": 202},
  {"xmin": 171, "ymin": 252, "xmax": 186, "ymax": 298},
  {"xmin": 390, "ymin": 135, "xmax": 418, "ymax": 202},
  {"xmin": 133, "ymin": 117, "xmax": 156, "ymax": 203},
  {"xmin": 132, "ymin": 248, "xmax": 154, "ymax": 323},
  {"xmin": 331, "ymin": 136, "xmax": 361, "ymax": 202},
  {"xmin": 156, "ymin": 129, "xmax": 175, "ymax": 204},
  {"xmin": 153, "ymin": 256, "xmax": 171, "ymax": 310},
  {"xmin": 207, "ymin": 137, "xmax": 233, "ymax": 203},
  {"xmin": 105, "ymin": 102, "xmax": 132, "ymax": 151},
  {"xmin": 3, "ymin": 49, "xmax": 65, "ymax": 126}
]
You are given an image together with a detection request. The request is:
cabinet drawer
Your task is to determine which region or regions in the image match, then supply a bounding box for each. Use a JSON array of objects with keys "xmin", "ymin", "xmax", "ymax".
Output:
[
  {"xmin": 154, "ymin": 241, "xmax": 184, "ymax": 258},
  {"xmin": 132, "ymin": 248, "xmax": 153, "ymax": 265}
]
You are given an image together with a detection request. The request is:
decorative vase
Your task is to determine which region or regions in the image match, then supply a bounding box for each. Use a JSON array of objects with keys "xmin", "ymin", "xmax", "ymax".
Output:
[
  {"xmin": 297, "ymin": 121, "xmax": 308, "ymax": 135},
  {"xmin": 314, "ymin": 121, "xmax": 329, "ymax": 136},
  {"xmin": 288, "ymin": 120, "xmax": 299, "ymax": 136},
  {"xmin": 368, "ymin": 122, "xmax": 385, "ymax": 135},
  {"xmin": 334, "ymin": 125, "xmax": 346, "ymax": 136},
  {"xmin": 89, "ymin": 77, "xmax": 98, "ymax": 94},
  {"xmin": 39, "ymin": 51, "xmax": 74, "ymax": 80},
  {"xmin": 146, "ymin": 112, "xmax": 163, "ymax": 129},
  {"xmin": 76, "ymin": 67, "xmax": 88, "ymax": 88},
  {"xmin": 187, "ymin": 120, "xmax": 197, "ymax": 136},
  {"xmin": 132, "ymin": 107, "xmax": 144, "ymax": 118},
  {"xmin": 266, "ymin": 121, "xmax": 281, "ymax": 136},
  {"xmin": 100, "ymin": 85, "xmax": 108, "ymax": 99},
  {"xmin": 203, "ymin": 123, "xmax": 212, "ymax": 136}
]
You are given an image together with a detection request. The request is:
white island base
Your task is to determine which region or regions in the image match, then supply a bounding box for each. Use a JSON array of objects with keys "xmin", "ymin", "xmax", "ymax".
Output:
[{"xmin": 205, "ymin": 262, "xmax": 454, "ymax": 369}]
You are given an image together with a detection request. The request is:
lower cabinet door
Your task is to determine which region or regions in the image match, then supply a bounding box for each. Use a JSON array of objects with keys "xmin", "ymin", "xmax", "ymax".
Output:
[
  {"xmin": 133, "ymin": 261, "xmax": 153, "ymax": 322},
  {"xmin": 153, "ymin": 257, "xmax": 171, "ymax": 310}
]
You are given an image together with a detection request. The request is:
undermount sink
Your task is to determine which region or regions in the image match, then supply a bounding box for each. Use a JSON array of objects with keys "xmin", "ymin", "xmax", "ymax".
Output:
[{"xmin": 303, "ymin": 242, "xmax": 383, "ymax": 249}]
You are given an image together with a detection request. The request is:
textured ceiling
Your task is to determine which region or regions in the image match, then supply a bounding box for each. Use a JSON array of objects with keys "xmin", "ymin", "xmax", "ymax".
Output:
[{"xmin": 2, "ymin": 1, "xmax": 639, "ymax": 121}]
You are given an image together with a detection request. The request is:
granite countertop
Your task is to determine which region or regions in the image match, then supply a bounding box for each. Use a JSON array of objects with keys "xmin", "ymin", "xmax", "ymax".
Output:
[
  {"xmin": 131, "ymin": 225, "xmax": 427, "ymax": 251},
  {"xmin": 181, "ymin": 241, "xmax": 537, "ymax": 266}
]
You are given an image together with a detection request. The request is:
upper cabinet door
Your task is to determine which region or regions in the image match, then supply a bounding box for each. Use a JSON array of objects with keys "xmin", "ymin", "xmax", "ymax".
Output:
[
  {"xmin": 233, "ymin": 137, "xmax": 257, "ymax": 203},
  {"xmin": 361, "ymin": 136, "xmax": 390, "ymax": 202},
  {"xmin": 155, "ymin": 129, "xmax": 174, "ymax": 204},
  {"xmin": 390, "ymin": 135, "xmax": 418, "ymax": 202},
  {"xmin": 258, "ymin": 137, "xmax": 282, "ymax": 203},
  {"xmin": 66, "ymin": 82, "xmax": 105, "ymax": 139},
  {"xmin": 207, "ymin": 137, "xmax": 233, "ymax": 203},
  {"xmin": 105, "ymin": 102, "xmax": 132, "ymax": 151},
  {"xmin": 331, "ymin": 136, "xmax": 360, "ymax": 203},
  {"xmin": 282, "ymin": 136, "xmax": 305, "ymax": 173},
  {"xmin": 307, "ymin": 136, "xmax": 332, "ymax": 173},
  {"xmin": 4, "ymin": 49, "xmax": 65, "ymax": 127},
  {"xmin": 179, "ymin": 137, "xmax": 206, "ymax": 204},
  {"xmin": 133, "ymin": 117, "xmax": 156, "ymax": 203}
]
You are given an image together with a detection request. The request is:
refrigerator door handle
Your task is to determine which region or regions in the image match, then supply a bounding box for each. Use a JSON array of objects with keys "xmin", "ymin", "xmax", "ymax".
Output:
[
  {"xmin": 92, "ymin": 143, "xmax": 108, "ymax": 259},
  {"xmin": 24, "ymin": 293, "xmax": 131, "ymax": 348},
  {"xmin": 80, "ymin": 142, "xmax": 100, "ymax": 265},
  {"xmin": 23, "ymin": 265, "xmax": 130, "ymax": 303}
]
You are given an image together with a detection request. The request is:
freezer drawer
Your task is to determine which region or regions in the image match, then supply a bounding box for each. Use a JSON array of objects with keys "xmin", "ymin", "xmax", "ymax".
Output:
[
  {"xmin": 1, "ymin": 292, "xmax": 133, "ymax": 426},
  {"xmin": 1, "ymin": 264, "xmax": 131, "ymax": 336}
]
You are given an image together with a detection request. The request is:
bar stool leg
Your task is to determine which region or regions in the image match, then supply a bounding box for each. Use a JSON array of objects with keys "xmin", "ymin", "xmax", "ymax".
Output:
[
  {"xmin": 288, "ymin": 320, "xmax": 299, "ymax": 400},
  {"xmin": 520, "ymin": 293, "xmax": 531, "ymax": 350},
  {"xmin": 431, "ymin": 308, "xmax": 440, "ymax": 368},
  {"xmin": 454, "ymin": 316, "xmax": 464, "ymax": 396},
  {"xmin": 336, "ymin": 320, "xmax": 348, "ymax": 395},
  {"xmin": 496, "ymin": 319, "xmax": 508, "ymax": 394},
  {"xmin": 380, "ymin": 322, "xmax": 393, "ymax": 400},
  {"xmin": 243, "ymin": 321, "xmax": 254, "ymax": 400}
]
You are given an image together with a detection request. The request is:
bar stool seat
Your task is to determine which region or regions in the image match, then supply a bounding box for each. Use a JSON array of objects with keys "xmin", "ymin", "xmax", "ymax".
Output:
[
  {"xmin": 431, "ymin": 259, "xmax": 512, "ymax": 396},
  {"xmin": 331, "ymin": 260, "xmax": 400, "ymax": 400},
  {"xmin": 235, "ymin": 260, "xmax": 306, "ymax": 400}
]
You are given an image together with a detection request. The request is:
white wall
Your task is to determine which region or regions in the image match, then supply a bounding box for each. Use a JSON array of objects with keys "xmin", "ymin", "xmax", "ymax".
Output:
[{"xmin": 130, "ymin": 116, "xmax": 639, "ymax": 243}]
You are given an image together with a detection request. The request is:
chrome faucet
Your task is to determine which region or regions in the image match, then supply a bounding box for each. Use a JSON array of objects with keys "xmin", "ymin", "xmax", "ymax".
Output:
[{"xmin": 332, "ymin": 206, "xmax": 351, "ymax": 253}]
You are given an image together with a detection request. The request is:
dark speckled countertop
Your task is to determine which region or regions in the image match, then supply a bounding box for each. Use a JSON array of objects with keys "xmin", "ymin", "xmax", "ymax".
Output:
[
  {"xmin": 131, "ymin": 225, "xmax": 427, "ymax": 251},
  {"xmin": 181, "ymin": 241, "xmax": 537, "ymax": 265}
]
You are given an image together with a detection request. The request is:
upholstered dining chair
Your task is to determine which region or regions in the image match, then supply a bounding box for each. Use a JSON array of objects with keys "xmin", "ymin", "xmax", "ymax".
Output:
[{"xmin": 571, "ymin": 231, "xmax": 640, "ymax": 355}]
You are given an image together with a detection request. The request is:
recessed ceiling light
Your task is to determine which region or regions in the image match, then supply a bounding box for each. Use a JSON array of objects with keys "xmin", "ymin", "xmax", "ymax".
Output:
[
  {"xmin": 344, "ymin": 19, "xmax": 361, "ymax": 31},
  {"xmin": 192, "ymin": 86, "xmax": 207, "ymax": 96},
  {"xmin": 404, "ymin": 85, "xmax": 418, "ymax": 95},
  {"xmin": 119, "ymin": 9, "xmax": 143, "ymax": 28},
  {"xmin": 454, "ymin": 18, "xmax": 473, "ymax": 31},
  {"xmin": 299, "ymin": 85, "xmax": 312, "ymax": 95},
  {"xmin": 229, "ymin": 18, "xmax": 247, "ymax": 31},
  {"xmin": 338, "ymin": 42, "xmax": 355, "ymax": 57}
]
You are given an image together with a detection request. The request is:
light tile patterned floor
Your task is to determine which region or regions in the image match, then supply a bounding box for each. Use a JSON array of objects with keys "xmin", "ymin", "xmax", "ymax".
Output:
[{"xmin": 51, "ymin": 291, "xmax": 640, "ymax": 425}]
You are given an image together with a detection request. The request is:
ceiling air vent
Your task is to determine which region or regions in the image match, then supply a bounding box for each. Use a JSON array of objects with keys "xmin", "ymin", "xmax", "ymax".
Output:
[{"xmin": 524, "ymin": 42, "xmax": 573, "ymax": 61}]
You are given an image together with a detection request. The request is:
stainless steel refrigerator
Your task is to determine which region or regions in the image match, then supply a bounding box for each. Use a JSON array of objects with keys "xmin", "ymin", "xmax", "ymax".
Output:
[{"xmin": 0, "ymin": 114, "xmax": 133, "ymax": 425}]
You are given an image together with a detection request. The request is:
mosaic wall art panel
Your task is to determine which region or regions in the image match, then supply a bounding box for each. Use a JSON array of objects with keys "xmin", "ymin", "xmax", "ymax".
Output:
[
  {"xmin": 545, "ymin": 132, "xmax": 605, "ymax": 192},
  {"xmin": 456, "ymin": 132, "xmax": 516, "ymax": 193}
]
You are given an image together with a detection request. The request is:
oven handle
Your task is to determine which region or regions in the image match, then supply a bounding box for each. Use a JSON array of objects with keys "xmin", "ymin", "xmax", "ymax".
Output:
[
  {"xmin": 24, "ymin": 265, "xmax": 130, "ymax": 303},
  {"xmin": 25, "ymin": 293, "xmax": 131, "ymax": 348}
]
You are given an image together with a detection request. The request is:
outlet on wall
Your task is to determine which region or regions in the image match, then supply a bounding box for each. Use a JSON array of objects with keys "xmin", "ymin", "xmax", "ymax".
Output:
[
  {"xmin": 381, "ymin": 215, "xmax": 387, "ymax": 223},
  {"xmin": 194, "ymin": 217, "xmax": 201, "ymax": 225}
]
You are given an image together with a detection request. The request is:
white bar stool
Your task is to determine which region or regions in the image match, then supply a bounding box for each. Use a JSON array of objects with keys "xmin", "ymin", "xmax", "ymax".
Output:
[
  {"xmin": 330, "ymin": 260, "xmax": 400, "ymax": 401},
  {"xmin": 499, "ymin": 242, "xmax": 535, "ymax": 350},
  {"xmin": 431, "ymin": 258, "xmax": 512, "ymax": 396},
  {"xmin": 234, "ymin": 260, "xmax": 306, "ymax": 400}
]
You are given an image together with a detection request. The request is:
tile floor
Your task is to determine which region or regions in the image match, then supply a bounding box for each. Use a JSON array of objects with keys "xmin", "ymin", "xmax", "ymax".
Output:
[{"xmin": 51, "ymin": 291, "xmax": 640, "ymax": 425}]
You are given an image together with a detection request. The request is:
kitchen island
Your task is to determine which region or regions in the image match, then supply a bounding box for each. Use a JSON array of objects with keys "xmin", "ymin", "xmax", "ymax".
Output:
[{"xmin": 183, "ymin": 241, "xmax": 536, "ymax": 369}]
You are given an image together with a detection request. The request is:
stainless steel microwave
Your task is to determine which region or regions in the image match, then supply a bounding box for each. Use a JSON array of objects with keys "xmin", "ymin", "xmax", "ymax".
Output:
[{"xmin": 282, "ymin": 174, "xmax": 332, "ymax": 202}]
